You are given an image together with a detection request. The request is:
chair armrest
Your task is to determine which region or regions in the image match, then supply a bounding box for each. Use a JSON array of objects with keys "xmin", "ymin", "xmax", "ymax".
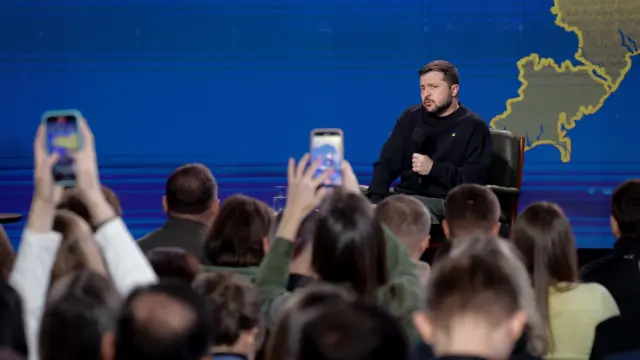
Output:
[{"xmin": 486, "ymin": 185, "xmax": 520, "ymax": 197}]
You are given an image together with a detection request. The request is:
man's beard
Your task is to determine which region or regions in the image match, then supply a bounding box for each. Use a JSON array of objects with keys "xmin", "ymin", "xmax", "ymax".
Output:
[{"xmin": 424, "ymin": 93, "xmax": 453, "ymax": 116}]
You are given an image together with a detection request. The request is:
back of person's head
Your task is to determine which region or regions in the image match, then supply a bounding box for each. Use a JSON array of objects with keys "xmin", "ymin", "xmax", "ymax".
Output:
[
  {"xmin": 58, "ymin": 186, "xmax": 123, "ymax": 225},
  {"xmin": 266, "ymin": 284, "xmax": 354, "ymax": 360},
  {"xmin": 415, "ymin": 234, "xmax": 534, "ymax": 359},
  {"xmin": 204, "ymin": 194, "xmax": 273, "ymax": 267},
  {"xmin": 40, "ymin": 270, "xmax": 119, "ymax": 360},
  {"xmin": 610, "ymin": 179, "xmax": 640, "ymax": 238},
  {"xmin": 51, "ymin": 210, "xmax": 108, "ymax": 286},
  {"xmin": 295, "ymin": 302, "xmax": 408, "ymax": 360},
  {"xmin": 192, "ymin": 272, "xmax": 262, "ymax": 354},
  {"xmin": 146, "ymin": 247, "xmax": 202, "ymax": 284},
  {"xmin": 443, "ymin": 184, "xmax": 501, "ymax": 239},
  {"xmin": 271, "ymin": 210, "xmax": 319, "ymax": 260},
  {"xmin": 375, "ymin": 194, "xmax": 431, "ymax": 258},
  {"xmin": 312, "ymin": 189, "xmax": 388, "ymax": 300},
  {"xmin": 164, "ymin": 163, "xmax": 218, "ymax": 216},
  {"xmin": 0, "ymin": 281, "xmax": 27, "ymax": 358},
  {"xmin": 511, "ymin": 201, "xmax": 577, "ymax": 350},
  {"xmin": 0, "ymin": 226, "xmax": 14, "ymax": 281},
  {"xmin": 114, "ymin": 281, "xmax": 214, "ymax": 360}
]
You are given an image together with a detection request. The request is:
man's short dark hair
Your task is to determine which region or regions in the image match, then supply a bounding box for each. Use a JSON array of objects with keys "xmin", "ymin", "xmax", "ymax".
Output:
[
  {"xmin": 115, "ymin": 282, "xmax": 214, "ymax": 360},
  {"xmin": 296, "ymin": 302, "xmax": 408, "ymax": 360},
  {"xmin": 166, "ymin": 164, "xmax": 217, "ymax": 215},
  {"xmin": 611, "ymin": 179, "xmax": 640, "ymax": 237},
  {"xmin": 418, "ymin": 60, "xmax": 460, "ymax": 86},
  {"xmin": 444, "ymin": 184, "xmax": 500, "ymax": 237}
]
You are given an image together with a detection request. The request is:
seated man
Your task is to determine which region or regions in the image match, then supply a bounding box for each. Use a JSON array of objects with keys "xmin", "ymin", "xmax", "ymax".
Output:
[
  {"xmin": 368, "ymin": 60, "xmax": 492, "ymax": 222},
  {"xmin": 374, "ymin": 194, "xmax": 431, "ymax": 287}
]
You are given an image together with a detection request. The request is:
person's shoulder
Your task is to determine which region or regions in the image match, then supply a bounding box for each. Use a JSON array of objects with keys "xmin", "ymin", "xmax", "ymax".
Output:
[
  {"xmin": 580, "ymin": 252, "xmax": 618, "ymax": 280},
  {"xmin": 459, "ymin": 106, "xmax": 488, "ymax": 129},
  {"xmin": 397, "ymin": 104, "xmax": 422, "ymax": 122}
]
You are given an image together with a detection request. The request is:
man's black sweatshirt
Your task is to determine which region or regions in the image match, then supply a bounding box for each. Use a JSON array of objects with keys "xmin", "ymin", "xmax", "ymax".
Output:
[{"xmin": 369, "ymin": 104, "xmax": 493, "ymax": 203}]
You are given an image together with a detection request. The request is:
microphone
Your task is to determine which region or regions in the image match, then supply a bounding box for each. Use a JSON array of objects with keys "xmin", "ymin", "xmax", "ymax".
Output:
[{"xmin": 413, "ymin": 128, "xmax": 425, "ymax": 184}]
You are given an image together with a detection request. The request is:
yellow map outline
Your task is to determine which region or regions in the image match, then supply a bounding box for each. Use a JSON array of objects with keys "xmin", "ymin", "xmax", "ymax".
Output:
[{"xmin": 489, "ymin": 0, "xmax": 640, "ymax": 163}]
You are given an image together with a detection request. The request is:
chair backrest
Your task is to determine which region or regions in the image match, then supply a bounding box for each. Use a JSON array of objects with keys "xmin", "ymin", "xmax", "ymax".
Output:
[{"xmin": 488, "ymin": 129, "xmax": 524, "ymax": 188}]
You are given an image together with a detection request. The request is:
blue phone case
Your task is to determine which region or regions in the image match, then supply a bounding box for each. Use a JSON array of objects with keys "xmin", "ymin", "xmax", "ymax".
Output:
[{"xmin": 41, "ymin": 110, "xmax": 84, "ymax": 186}]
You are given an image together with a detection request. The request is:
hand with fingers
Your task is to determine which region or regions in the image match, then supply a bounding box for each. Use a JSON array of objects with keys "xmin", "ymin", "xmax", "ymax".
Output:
[
  {"xmin": 69, "ymin": 119, "xmax": 116, "ymax": 227},
  {"xmin": 29, "ymin": 125, "xmax": 64, "ymax": 233},
  {"xmin": 276, "ymin": 154, "xmax": 331, "ymax": 241}
]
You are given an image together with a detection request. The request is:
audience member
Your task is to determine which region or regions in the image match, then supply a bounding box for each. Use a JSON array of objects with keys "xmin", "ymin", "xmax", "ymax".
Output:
[
  {"xmin": 0, "ymin": 281, "xmax": 27, "ymax": 358},
  {"xmin": 270, "ymin": 210, "xmax": 319, "ymax": 291},
  {"xmin": 413, "ymin": 234, "xmax": 534, "ymax": 360},
  {"xmin": 138, "ymin": 163, "xmax": 219, "ymax": 262},
  {"xmin": 110, "ymin": 282, "xmax": 214, "ymax": 360},
  {"xmin": 433, "ymin": 184, "xmax": 501, "ymax": 263},
  {"xmin": 443, "ymin": 183, "xmax": 501, "ymax": 239},
  {"xmin": 511, "ymin": 202, "xmax": 619, "ymax": 359},
  {"xmin": 258, "ymin": 156, "xmax": 420, "ymax": 340},
  {"xmin": 146, "ymin": 247, "xmax": 202, "ymax": 284},
  {"xmin": 375, "ymin": 194, "xmax": 432, "ymax": 287},
  {"xmin": 10, "ymin": 120, "xmax": 158, "ymax": 360},
  {"xmin": 58, "ymin": 186, "xmax": 123, "ymax": 227},
  {"xmin": 581, "ymin": 179, "xmax": 640, "ymax": 316},
  {"xmin": 0, "ymin": 349, "xmax": 24, "ymax": 360},
  {"xmin": 295, "ymin": 302, "xmax": 409, "ymax": 360},
  {"xmin": 204, "ymin": 194, "xmax": 273, "ymax": 281},
  {"xmin": 266, "ymin": 284, "xmax": 354, "ymax": 360},
  {"xmin": 193, "ymin": 272, "xmax": 262, "ymax": 359},
  {"xmin": 39, "ymin": 270, "xmax": 119, "ymax": 360}
]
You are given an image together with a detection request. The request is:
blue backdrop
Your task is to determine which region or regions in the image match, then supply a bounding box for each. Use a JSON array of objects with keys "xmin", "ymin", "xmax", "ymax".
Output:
[{"xmin": 0, "ymin": 0, "xmax": 638, "ymax": 248}]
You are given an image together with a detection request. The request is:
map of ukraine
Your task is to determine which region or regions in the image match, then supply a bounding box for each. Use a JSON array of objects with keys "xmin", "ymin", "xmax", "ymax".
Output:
[{"xmin": 490, "ymin": 0, "xmax": 640, "ymax": 162}]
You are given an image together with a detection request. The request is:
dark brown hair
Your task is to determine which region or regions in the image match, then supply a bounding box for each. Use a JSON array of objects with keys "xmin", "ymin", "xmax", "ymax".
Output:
[
  {"xmin": 418, "ymin": 60, "xmax": 460, "ymax": 86},
  {"xmin": 58, "ymin": 186, "xmax": 122, "ymax": 225},
  {"xmin": 313, "ymin": 189, "xmax": 388, "ymax": 301},
  {"xmin": 166, "ymin": 163, "xmax": 217, "ymax": 215},
  {"xmin": 610, "ymin": 179, "xmax": 640, "ymax": 237},
  {"xmin": 51, "ymin": 210, "xmax": 109, "ymax": 286},
  {"xmin": 266, "ymin": 284, "xmax": 354, "ymax": 360},
  {"xmin": 146, "ymin": 247, "xmax": 202, "ymax": 284},
  {"xmin": 444, "ymin": 184, "xmax": 500, "ymax": 238},
  {"xmin": 375, "ymin": 194, "xmax": 431, "ymax": 254},
  {"xmin": 204, "ymin": 194, "xmax": 273, "ymax": 267},
  {"xmin": 192, "ymin": 272, "xmax": 261, "ymax": 347},
  {"xmin": 271, "ymin": 210, "xmax": 320, "ymax": 259},
  {"xmin": 511, "ymin": 202, "xmax": 578, "ymax": 346}
]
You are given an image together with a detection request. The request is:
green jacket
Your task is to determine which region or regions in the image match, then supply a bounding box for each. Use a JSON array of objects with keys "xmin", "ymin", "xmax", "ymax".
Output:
[
  {"xmin": 202, "ymin": 265, "xmax": 261, "ymax": 282},
  {"xmin": 255, "ymin": 226, "xmax": 421, "ymax": 340}
]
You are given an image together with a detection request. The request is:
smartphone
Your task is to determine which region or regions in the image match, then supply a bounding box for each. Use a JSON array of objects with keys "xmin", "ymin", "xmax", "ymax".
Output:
[
  {"xmin": 310, "ymin": 128, "xmax": 344, "ymax": 187},
  {"xmin": 41, "ymin": 110, "xmax": 83, "ymax": 186}
]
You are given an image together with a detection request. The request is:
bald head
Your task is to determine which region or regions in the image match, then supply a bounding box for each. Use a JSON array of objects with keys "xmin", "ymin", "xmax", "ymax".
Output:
[{"xmin": 114, "ymin": 282, "xmax": 213, "ymax": 360}]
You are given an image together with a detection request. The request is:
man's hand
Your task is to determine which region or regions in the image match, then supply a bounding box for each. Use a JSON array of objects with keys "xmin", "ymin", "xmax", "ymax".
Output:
[{"xmin": 412, "ymin": 153, "xmax": 433, "ymax": 175}]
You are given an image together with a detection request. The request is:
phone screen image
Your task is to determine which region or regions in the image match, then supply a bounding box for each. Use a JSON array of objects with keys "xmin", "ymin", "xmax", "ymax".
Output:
[
  {"xmin": 311, "ymin": 132, "xmax": 343, "ymax": 187},
  {"xmin": 46, "ymin": 115, "xmax": 79, "ymax": 184}
]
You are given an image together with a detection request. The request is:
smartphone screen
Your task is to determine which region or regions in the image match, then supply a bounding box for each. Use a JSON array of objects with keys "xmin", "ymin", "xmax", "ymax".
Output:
[
  {"xmin": 45, "ymin": 115, "xmax": 80, "ymax": 184},
  {"xmin": 311, "ymin": 129, "xmax": 343, "ymax": 187}
]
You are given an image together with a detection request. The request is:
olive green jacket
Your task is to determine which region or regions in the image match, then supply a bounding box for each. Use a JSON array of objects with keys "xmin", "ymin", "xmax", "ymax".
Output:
[{"xmin": 255, "ymin": 226, "xmax": 421, "ymax": 340}]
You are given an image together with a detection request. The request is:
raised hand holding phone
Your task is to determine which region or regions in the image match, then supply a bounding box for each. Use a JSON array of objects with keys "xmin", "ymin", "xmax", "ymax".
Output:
[{"xmin": 42, "ymin": 110, "xmax": 83, "ymax": 186}]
